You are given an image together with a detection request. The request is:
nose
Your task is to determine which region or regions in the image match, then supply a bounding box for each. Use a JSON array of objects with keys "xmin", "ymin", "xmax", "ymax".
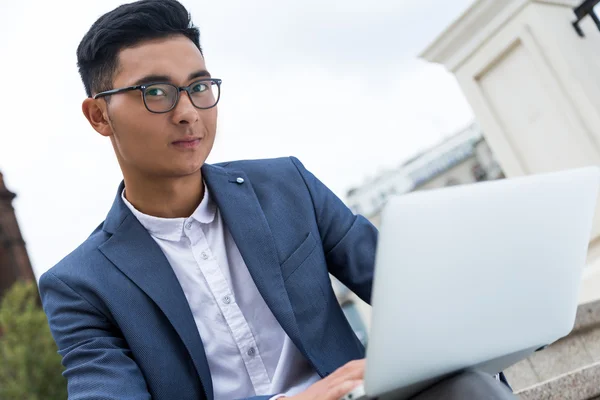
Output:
[{"xmin": 171, "ymin": 90, "xmax": 199, "ymax": 125}]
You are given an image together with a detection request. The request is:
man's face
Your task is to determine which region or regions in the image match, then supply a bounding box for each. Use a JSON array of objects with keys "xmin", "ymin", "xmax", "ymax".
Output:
[{"xmin": 98, "ymin": 35, "xmax": 217, "ymax": 179}]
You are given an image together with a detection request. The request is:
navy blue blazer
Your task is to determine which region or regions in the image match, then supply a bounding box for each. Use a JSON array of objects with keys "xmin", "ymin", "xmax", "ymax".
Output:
[{"xmin": 39, "ymin": 157, "xmax": 378, "ymax": 400}]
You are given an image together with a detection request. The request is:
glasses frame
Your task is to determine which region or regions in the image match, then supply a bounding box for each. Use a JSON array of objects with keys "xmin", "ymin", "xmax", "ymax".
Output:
[{"xmin": 93, "ymin": 78, "xmax": 222, "ymax": 114}]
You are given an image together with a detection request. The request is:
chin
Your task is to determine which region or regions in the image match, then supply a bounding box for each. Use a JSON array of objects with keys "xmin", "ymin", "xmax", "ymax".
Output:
[
  {"xmin": 160, "ymin": 155, "xmax": 206, "ymax": 177},
  {"xmin": 177, "ymin": 163, "xmax": 204, "ymax": 177}
]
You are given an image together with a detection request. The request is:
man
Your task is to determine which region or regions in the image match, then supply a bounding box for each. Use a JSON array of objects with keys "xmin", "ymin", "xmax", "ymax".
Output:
[{"xmin": 39, "ymin": 1, "xmax": 516, "ymax": 399}]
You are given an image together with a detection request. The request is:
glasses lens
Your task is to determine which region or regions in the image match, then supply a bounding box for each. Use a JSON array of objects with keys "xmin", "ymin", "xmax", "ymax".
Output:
[
  {"xmin": 144, "ymin": 84, "xmax": 178, "ymax": 112},
  {"xmin": 188, "ymin": 80, "xmax": 220, "ymax": 109}
]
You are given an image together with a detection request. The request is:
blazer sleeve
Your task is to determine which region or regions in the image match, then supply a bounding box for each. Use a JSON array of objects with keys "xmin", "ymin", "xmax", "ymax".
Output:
[
  {"xmin": 39, "ymin": 271, "xmax": 151, "ymax": 400},
  {"xmin": 289, "ymin": 156, "xmax": 378, "ymax": 304}
]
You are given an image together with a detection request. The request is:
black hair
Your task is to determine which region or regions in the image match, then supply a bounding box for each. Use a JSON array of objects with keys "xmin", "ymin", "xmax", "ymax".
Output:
[{"xmin": 76, "ymin": 0, "xmax": 202, "ymax": 97}]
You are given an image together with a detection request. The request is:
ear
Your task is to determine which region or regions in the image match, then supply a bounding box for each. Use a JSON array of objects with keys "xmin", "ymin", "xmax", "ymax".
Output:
[{"xmin": 82, "ymin": 98, "xmax": 113, "ymax": 137}]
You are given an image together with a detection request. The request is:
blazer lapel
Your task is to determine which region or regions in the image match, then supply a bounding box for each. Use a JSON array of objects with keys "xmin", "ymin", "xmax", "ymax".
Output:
[
  {"xmin": 202, "ymin": 164, "xmax": 307, "ymax": 359},
  {"xmin": 98, "ymin": 186, "xmax": 213, "ymax": 400}
]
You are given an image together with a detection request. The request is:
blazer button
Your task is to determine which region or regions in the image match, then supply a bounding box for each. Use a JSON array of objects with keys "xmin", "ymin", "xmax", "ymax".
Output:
[{"xmin": 236, "ymin": 177, "xmax": 245, "ymax": 184}]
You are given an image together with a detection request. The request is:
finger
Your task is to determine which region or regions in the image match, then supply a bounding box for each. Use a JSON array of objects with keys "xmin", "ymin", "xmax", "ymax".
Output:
[
  {"xmin": 326, "ymin": 371, "xmax": 366, "ymax": 392},
  {"xmin": 329, "ymin": 359, "xmax": 366, "ymax": 381},
  {"xmin": 326, "ymin": 379, "xmax": 364, "ymax": 400}
]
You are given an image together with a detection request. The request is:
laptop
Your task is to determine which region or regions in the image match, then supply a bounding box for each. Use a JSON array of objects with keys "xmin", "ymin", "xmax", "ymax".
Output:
[{"xmin": 341, "ymin": 166, "xmax": 600, "ymax": 400}]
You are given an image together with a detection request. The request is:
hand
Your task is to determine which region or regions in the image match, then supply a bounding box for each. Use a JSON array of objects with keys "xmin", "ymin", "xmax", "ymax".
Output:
[{"xmin": 285, "ymin": 359, "xmax": 365, "ymax": 400}]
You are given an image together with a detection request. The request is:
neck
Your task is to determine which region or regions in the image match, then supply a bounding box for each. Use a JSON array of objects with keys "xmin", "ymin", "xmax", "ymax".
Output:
[{"xmin": 123, "ymin": 170, "xmax": 204, "ymax": 218}]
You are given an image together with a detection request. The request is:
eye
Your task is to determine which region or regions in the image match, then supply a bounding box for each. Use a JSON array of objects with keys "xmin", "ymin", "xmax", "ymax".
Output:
[
  {"xmin": 191, "ymin": 82, "xmax": 208, "ymax": 93},
  {"xmin": 146, "ymin": 87, "xmax": 168, "ymax": 97}
]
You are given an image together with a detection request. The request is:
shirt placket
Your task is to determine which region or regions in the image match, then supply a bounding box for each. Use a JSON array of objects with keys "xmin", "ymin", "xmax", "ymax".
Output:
[{"xmin": 186, "ymin": 219, "xmax": 272, "ymax": 394}]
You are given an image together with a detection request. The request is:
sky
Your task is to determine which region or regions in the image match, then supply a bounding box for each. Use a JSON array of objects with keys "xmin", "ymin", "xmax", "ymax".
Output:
[{"xmin": 0, "ymin": 0, "xmax": 476, "ymax": 277}]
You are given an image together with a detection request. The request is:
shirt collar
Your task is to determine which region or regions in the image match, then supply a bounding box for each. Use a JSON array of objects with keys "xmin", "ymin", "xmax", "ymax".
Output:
[{"xmin": 121, "ymin": 183, "xmax": 217, "ymax": 241}]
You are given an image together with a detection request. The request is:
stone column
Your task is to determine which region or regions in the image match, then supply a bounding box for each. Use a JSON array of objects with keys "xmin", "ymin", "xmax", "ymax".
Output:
[{"xmin": 420, "ymin": 0, "xmax": 600, "ymax": 304}]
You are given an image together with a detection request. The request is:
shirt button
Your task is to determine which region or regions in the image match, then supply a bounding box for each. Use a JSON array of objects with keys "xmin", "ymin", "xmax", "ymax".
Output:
[
  {"xmin": 247, "ymin": 347, "xmax": 256, "ymax": 357},
  {"xmin": 223, "ymin": 295, "xmax": 231, "ymax": 304},
  {"xmin": 201, "ymin": 252, "xmax": 209, "ymax": 260},
  {"xmin": 185, "ymin": 222, "xmax": 192, "ymax": 229}
]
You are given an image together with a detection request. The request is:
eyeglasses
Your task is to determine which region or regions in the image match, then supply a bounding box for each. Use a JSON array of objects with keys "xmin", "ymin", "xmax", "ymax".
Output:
[{"xmin": 93, "ymin": 78, "xmax": 222, "ymax": 114}]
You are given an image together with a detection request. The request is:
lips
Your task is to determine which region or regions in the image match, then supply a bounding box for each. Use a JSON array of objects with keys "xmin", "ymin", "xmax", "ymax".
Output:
[
  {"xmin": 172, "ymin": 137, "xmax": 201, "ymax": 144},
  {"xmin": 172, "ymin": 137, "xmax": 202, "ymax": 149}
]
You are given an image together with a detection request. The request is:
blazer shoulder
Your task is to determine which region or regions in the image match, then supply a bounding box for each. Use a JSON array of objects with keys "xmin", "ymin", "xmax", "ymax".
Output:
[
  {"xmin": 42, "ymin": 222, "xmax": 111, "ymax": 282},
  {"xmin": 215, "ymin": 156, "xmax": 299, "ymax": 172},
  {"xmin": 215, "ymin": 156, "xmax": 307, "ymax": 180}
]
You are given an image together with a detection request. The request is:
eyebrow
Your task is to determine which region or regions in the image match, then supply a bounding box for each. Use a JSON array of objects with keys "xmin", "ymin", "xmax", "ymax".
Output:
[{"xmin": 133, "ymin": 70, "xmax": 212, "ymax": 86}]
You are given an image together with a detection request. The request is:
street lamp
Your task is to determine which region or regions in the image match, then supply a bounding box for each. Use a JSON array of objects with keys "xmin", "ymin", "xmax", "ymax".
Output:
[{"xmin": 572, "ymin": 0, "xmax": 600, "ymax": 37}]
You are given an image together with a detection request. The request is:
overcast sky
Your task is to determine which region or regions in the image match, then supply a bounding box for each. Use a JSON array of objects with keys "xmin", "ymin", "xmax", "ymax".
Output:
[{"xmin": 0, "ymin": 0, "xmax": 476, "ymax": 277}]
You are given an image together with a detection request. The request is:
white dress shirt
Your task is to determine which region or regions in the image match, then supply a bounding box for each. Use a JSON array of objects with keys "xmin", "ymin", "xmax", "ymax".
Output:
[{"xmin": 122, "ymin": 185, "xmax": 320, "ymax": 400}]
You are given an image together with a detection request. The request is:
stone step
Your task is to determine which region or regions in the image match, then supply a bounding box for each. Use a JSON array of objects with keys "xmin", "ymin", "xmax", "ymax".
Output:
[
  {"xmin": 517, "ymin": 361, "xmax": 600, "ymax": 400},
  {"xmin": 506, "ymin": 300, "xmax": 600, "ymax": 399}
]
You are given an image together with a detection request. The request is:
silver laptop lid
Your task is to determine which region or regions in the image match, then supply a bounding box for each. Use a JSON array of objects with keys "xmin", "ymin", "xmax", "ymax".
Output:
[{"xmin": 364, "ymin": 167, "xmax": 600, "ymax": 398}]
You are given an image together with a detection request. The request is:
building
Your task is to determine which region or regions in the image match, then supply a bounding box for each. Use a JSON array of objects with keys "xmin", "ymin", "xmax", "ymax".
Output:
[
  {"xmin": 334, "ymin": 122, "xmax": 504, "ymax": 342},
  {"xmin": 0, "ymin": 171, "xmax": 34, "ymax": 299},
  {"xmin": 346, "ymin": 121, "xmax": 504, "ymax": 226}
]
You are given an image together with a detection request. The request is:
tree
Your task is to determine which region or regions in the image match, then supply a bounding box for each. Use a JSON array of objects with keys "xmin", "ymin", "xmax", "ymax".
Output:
[{"xmin": 0, "ymin": 280, "xmax": 67, "ymax": 400}]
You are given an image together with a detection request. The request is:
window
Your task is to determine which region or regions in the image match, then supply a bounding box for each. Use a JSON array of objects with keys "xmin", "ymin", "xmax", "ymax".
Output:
[{"xmin": 472, "ymin": 163, "xmax": 487, "ymax": 181}]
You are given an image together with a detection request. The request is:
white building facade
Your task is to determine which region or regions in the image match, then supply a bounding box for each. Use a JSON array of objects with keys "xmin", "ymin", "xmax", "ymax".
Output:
[{"xmin": 346, "ymin": 121, "xmax": 504, "ymax": 225}]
